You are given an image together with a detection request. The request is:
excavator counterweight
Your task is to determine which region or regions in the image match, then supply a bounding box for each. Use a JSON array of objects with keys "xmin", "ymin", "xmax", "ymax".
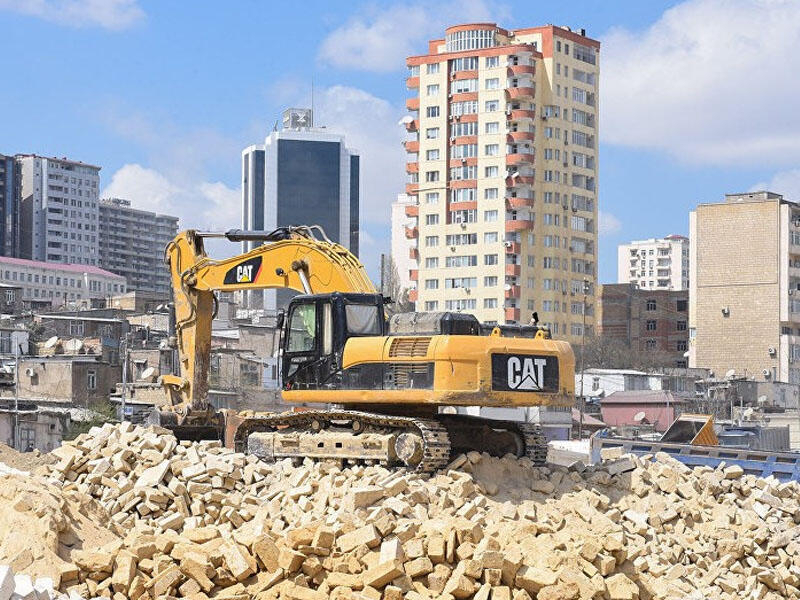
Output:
[{"xmin": 152, "ymin": 226, "xmax": 575, "ymax": 471}]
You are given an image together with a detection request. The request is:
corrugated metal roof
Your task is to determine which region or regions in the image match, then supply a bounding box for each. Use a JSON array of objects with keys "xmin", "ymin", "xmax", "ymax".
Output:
[{"xmin": 601, "ymin": 390, "xmax": 688, "ymax": 404}]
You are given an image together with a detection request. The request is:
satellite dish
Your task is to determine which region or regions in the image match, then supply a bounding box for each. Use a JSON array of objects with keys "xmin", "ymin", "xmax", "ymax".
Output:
[
  {"xmin": 140, "ymin": 366, "xmax": 156, "ymax": 381},
  {"xmin": 633, "ymin": 411, "xmax": 646, "ymax": 423},
  {"xmin": 682, "ymin": 351, "xmax": 690, "ymax": 358},
  {"xmin": 398, "ymin": 116, "xmax": 414, "ymax": 125},
  {"xmin": 43, "ymin": 336, "xmax": 59, "ymax": 349},
  {"xmin": 504, "ymin": 284, "xmax": 512, "ymax": 291},
  {"xmin": 64, "ymin": 338, "xmax": 84, "ymax": 352},
  {"xmin": 725, "ymin": 369, "xmax": 736, "ymax": 379}
]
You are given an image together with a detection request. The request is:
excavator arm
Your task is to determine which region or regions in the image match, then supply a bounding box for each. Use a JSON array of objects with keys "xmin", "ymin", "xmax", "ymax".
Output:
[{"xmin": 156, "ymin": 226, "xmax": 375, "ymax": 434}]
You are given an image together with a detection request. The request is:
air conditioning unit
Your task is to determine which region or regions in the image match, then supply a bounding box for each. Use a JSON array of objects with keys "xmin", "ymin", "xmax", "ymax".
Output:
[
  {"xmin": 460, "ymin": 222, "xmax": 467, "ymax": 229},
  {"xmin": 721, "ymin": 306, "xmax": 730, "ymax": 316},
  {"xmin": 504, "ymin": 241, "xmax": 513, "ymax": 248},
  {"xmin": 768, "ymin": 346, "xmax": 777, "ymax": 356},
  {"xmin": 790, "ymin": 289, "xmax": 795, "ymax": 296},
  {"xmin": 763, "ymin": 368, "xmax": 772, "ymax": 379},
  {"xmin": 24, "ymin": 367, "xmax": 35, "ymax": 377}
]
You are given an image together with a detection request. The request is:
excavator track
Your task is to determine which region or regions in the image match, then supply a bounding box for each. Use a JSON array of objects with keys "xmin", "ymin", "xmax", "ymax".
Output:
[
  {"xmin": 235, "ymin": 410, "xmax": 548, "ymax": 472},
  {"xmin": 236, "ymin": 410, "xmax": 451, "ymax": 472}
]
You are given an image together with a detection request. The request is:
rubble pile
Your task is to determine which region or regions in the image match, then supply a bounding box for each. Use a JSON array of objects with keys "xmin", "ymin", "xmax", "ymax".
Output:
[{"xmin": 2, "ymin": 423, "xmax": 800, "ymax": 599}]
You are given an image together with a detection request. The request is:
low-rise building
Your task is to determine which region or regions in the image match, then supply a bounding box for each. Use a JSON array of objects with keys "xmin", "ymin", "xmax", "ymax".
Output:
[
  {"xmin": 13, "ymin": 355, "xmax": 120, "ymax": 406},
  {"xmin": 0, "ymin": 400, "xmax": 70, "ymax": 452},
  {"xmin": 600, "ymin": 390, "xmax": 687, "ymax": 432},
  {"xmin": 598, "ymin": 283, "xmax": 689, "ymax": 368},
  {"xmin": 0, "ymin": 256, "xmax": 126, "ymax": 309}
]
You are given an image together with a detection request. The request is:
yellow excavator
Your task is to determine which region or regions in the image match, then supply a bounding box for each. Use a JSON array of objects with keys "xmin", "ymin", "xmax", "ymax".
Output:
[{"xmin": 150, "ymin": 226, "xmax": 575, "ymax": 471}]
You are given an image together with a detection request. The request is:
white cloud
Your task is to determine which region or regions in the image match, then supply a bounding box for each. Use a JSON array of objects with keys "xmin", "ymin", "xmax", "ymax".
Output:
[
  {"xmin": 102, "ymin": 164, "xmax": 240, "ymax": 232},
  {"xmin": 599, "ymin": 211, "xmax": 622, "ymax": 236},
  {"xmin": 751, "ymin": 169, "xmax": 800, "ymax": 200},
  {"xmin": 318, "ymin": 0, "xmax": 508, "ymax": 72},
  {"xmin": 602, "ymin": 0, "xmax": 800, "ymax": 166},
  {"xmin": 0, "ymin": 0, "xmax": 144, "ymax": 30}
]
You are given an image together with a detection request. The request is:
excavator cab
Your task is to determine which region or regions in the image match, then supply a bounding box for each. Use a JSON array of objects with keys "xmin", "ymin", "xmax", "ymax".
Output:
[{"xmin": 281, "ymin": 292, "xmax": 387, "ymax": 391}]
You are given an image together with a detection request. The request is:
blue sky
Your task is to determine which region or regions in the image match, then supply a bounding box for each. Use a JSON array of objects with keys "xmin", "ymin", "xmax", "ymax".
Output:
[{"xmin": 1, "ymin": 0, "xmax": 799, "ymax": 283}]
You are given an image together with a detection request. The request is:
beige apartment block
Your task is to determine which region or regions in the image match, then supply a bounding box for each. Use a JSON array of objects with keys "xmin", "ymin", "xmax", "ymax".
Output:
[
  {"xmin": 617, "ymin": 235, "xmax": 689, "ymax": 291},
  {"xmin": 401, "ymin": 23, "xmax": 599, "ymax": 343},
  {"xmin": 689, "ymin": 191, "xmax": 800, "ymax": 383}
]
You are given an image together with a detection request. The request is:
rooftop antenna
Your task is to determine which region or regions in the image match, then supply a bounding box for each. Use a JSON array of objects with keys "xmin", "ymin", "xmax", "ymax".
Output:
[{"xmin": 311, "ymin": 78, "xmax": 315, "ymax": 127}]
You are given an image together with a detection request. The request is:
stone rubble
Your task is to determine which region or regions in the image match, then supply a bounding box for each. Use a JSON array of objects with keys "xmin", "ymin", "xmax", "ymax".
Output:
[{"xmin": 0, "ymin": 422, "xmax": 799, "ymax": 599}]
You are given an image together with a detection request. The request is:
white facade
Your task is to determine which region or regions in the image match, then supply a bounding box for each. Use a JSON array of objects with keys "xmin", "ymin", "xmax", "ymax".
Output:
[
  {"xmin": 17, "ymin": 155, "xmax": 100, "ymax": 265},
  {"xmin": 390, "ymin": 194, "xmax": 418, "ymax": 294},
  {"xmin": 0, "ymin": 255, "xmax": 125, "ymax": 307},
  {"xmin": 617, "ymin": 235, "xmax": 689, "ymax": 291}
]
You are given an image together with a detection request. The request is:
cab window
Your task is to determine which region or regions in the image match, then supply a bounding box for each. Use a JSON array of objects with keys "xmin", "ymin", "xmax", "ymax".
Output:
[
  {"xmin": 345, "ymin": 304, "xmax": 381, "ymax": 335},
  {"xmin": 287, "ymin": 303, "xmax": 316, "ymax": 352}
]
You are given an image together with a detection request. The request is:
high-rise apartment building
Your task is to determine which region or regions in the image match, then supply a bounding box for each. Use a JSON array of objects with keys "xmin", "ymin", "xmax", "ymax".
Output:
[
  {"xmin": 390, "ymin": 194, "xmax": 419, "ymax": 297},
  {"xmin": 689, "ymin": 191, "xmax": 800, "ymax": 383},
  {"xmin": 617, "ymin": 235, "xmax": 689, "ymax": 291},
  {"xmin": 17, "ymin": 154, "xmax": 100, "ymax": 265},
  {"xmin": 240, "ymin": 108, "xmax": 360, "ymax": 309},
  {"xmin": 98, "ymin": 198, "xmax": 179, "ymax": 298},
  {"xmin": 403, "ymin": 24, "xmax": 599, "ymax": 342},
  {"xmin": 0, "ymin": 154, "xmax": 18, "ymax": 257}
]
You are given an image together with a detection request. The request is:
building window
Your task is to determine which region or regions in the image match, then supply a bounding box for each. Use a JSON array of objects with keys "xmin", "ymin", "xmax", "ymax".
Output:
[
  {"xmin": 425, "ymin": 257, "xmax": 439, "ymax": 268},
  {"xmin": 70, "ymin": 321, "xmax": 85, "ymax": 336},
  {"xmin": 677, "ymin": 341, "xmax": 688, "ymax": 351},
  {"xmin": 427, "ymin": 63, "xmax": 440, "ymax": 74},
  {"xmin": 484, "ymin": 254, "xmax": 498, "ymax": 266},
  {"xmin": 426, "ymin": 84, "xmax": 439, "ymax": 96},
  {"xmin": 646, "ymin": 299, "xmax": 656, "ymax": 311},
  {"xmin": 484, "ymin": 298, "xmax": 498, "ymax": 309},
  {"xmin": 424, "ymin": 301, "xmax": 438, "ymax": 311},
  {"xmin": 484, "ymin": 144, "xmax": 499, "ymax": 156},
  {"xmin": 484, "ymin": 210, "xmax": 498, "ymax": 222},
  {"xmin": 485, "ymin": 56, "xmax": 499, "ymax": 68},
  {"xmin": 426, "ymin": 149, "xmax": 439, "ymax": 160},
  {"xmin": 425, "ymin": 214, "xmax": 439, "ymax": 225},
  {"xmin": 425, "ymin": 128, "xmax": 439, "ymax": 139},
  {"xmin": 424, "ymin": 279, "xmax": 439, "ymax": 290},
  {"xmin": 484, "ymin": 188, "xmax": 498, "ymax": 200},
  {"xmin": 485, "ymin": 166, "xmax": 499, "ymax": 178},
  {"xmin": 424, "ymin": 236, "xmax": 439, "ymax": 247},
  {"xmin": 676, "ymin": 320, "xmax": 687, "ymax": 331},
  {"xmin": 5, "ymin": 290, "xmax": 14, "ymax": 303},
  {"xmin": 484, "ymin": 232, "xmax": 498, "ymax": 243},
  {"xmin": 484, "ymin": 276, "xmax": 498, "ymax": 287},
  {"xmin": 425, "ymin": 192, "xmax": 439, "ymax": 204},
  {"xmin": 485, "ymin": 122, "xmax": 500, "ymax": 134},
  {"xmin": 485, "ymin": 78, "xmax": 500, "ymax": 90},
  {"xmin": 645, "ymin": 339, "xmax": 657, "ymax": 350},
  {"xmin": 87, "ymin": 369, "xmax": 96, "ymax": 390},
  {"xmin": 425, "ymin": 171, "xmax": 439, "ymax": 182},
  {"xmin": 676, "ymin": 299, "xmax": 687, "ymax": 312},
  {"xmin": 646, "ymin": 320, "xmax": 657, "ymax": 331},
  {"xmin": 426, "ymin": 106, "xmax": 440, "ymax": 118},
  {"xmin": 485, "ymin": 100, "xmax": 499, "ymax": 112}
]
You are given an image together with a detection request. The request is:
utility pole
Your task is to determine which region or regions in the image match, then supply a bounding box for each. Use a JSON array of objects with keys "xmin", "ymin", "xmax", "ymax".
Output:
[
  {"xmin": 13, "ymin": 341, "xmax": 20, "ymax": 451},
  {"xmin": 380, "ymin": 254, "xmax": 386, "ymax": 296},
  {"xmin": 578, "ymin": 278, "xmax": 590, "ymax": 440},
  {"xmin": 120, "ymin": 333, "xmax": 129, "ymax": 422}
]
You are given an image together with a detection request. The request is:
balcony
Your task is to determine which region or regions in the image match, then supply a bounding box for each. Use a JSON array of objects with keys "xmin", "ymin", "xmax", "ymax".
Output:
[
  {"xmin": 505, "ymin": 307, "xmax": 521, "ymax": 322},
  {"xmin": 405, "ymin": 226, "xmax": 418, "ymax": 239},
  {"xmin": 506, "ymin": 86, "xmax": 535, "ymax": 100},
  {"xmin": 504, "ymin": 285, "xmax": 521, "ymax": 299},
  {"xmin": 403, "ymin": 140, "xmax": 419, "ymax": 154},
  {"xmin": 505, "ymin": 220, "xmax": 534, "ymax": 232},
  {"xmin": 406, "ymin": 76, "xmax": 419, "ymax": 89},
  {"xmin": 509, "ymin": 109, "xmax": 537, "ymax": 121},
  {"xmin": 505, "ymin": 242, "xmax": 520, "ymax": 254},
  {"xmin": 506, "ymin": 197, "xmax": 534, "ymax": 210},
  {"xmin": 507, "ymin": 131, "xmax": 535, "ymax": 143},
  {"xmin": 405, "ymin": 119, "xmax": 419, "ymax": 133},
  {"xmin": 506, "ymin": 153, "xmax": 534, "ymax": 166},
  {"xmin": 406, "ymin": 162, "xmax": 418, "ymax": 174},
  {"xmin": 452, "ymin": 70, "xmax": 478, "ymax": 80},
  {"xmin": 507, "ymin": 65, "xmax": 535, "ymax": 77},
  {"xmin": 404, "ymin": 204, "xmax": 419, "ymax": 217},
  {"xmin": 505, "ymin": 264, "xmax": 521, "ymax": 277},
  {"xmin": 409, "ymin": 247, "xmax": 419, "ymax": 260},
  {"xmin": 408, "ymin": 289, "xmax": 418, "ymax": 302},
  {"xmin": 406, "ymin": 97, "xmax": 419, "ymax": 111},
  {"xmin": 506, "ymin": 175, "xmax": 535, "ymax": 186},
  {"xmin": 409, "ymin": 269, "xmax": 418, "ymax": 281},
  {"xmin": 405, "ymin": 183, "xmax": 419, "ymax": 195}
]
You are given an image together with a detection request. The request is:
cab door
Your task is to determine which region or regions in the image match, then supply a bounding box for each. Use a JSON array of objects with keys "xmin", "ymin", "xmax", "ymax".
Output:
[{"xmin": 281, "ymin": 299, "xmax": 336, "ymax": 390}]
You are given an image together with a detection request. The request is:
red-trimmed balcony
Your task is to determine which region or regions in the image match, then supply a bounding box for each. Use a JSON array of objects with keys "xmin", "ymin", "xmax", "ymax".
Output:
[
  {"xmin": 509, "ymin": 109, "xmax": 537, "ymax": 120},
  {"xmin": 409, "ymin": 269, "xmax": 418, "ymax": 282},
  {"xmin": 406, "ymin": 97, "xmax": 419, "ymax": 111},
  {"xmin": 406, "ymin": 162, "xmax": 418, "ymax": 174},
  {"xmin": 404, "ymin": 226, "xmax": 418, "ymax": 239},
  {"xmin": 505, "ymin": 307, "xmax": 521, "ymax": 322},
  {"xmin": 404, "ymin": 140, "xmax": 419, "ymax": 153},
  {"xmin": 450, "ymin": 92, "xmax": 478, "ymax": 103},
  {"xmin": 409, "ymin": 247, "xmax": 419, "ymax": 260},
  {"xmin": 506, "ymin": 197, "xmax": 534, "ymax": 210},
  {"xmin": 450, "ymin": 135, "xmax": 477, "ymax": 145},
  {"xmin": 505, "ymin": 220, "xmax": 534, "ymax": 232},
  {"xmin": 456, "ymin": 113, "xmax": 478, "ymax": 123},
  {"xmin": 506, "ymin": 153, "xmax": 534, "ymax": 166},
  {"xmin": 406, "ymin": 76, "xmax": 419, "ymax": 89},
  {"xmin": 505, "ymin": 175, "xmax": 535, "ymax": 186},
  {"xmin": 507, "ymin": 131, "xmax": 535, "ymax": 143},
  {"xmin": 504, "ymin": 285, "xmax": 521, "ymax": 299},
  {"xmin": 452, "ymin": 70, "xmax": 478, "ymax": 80},
  {"xmin": 505, "ymin": 264, "xmax": 521, "ymax": 277},
  {"xmin": 448, "ymin": 158, "xmax": 477, "ymax": 168},
  {"xmin": 448, "ymin": 200, "xmax": 477, "ymax": 211},
  {"xmin": 408, "ymin": 289, "xmax": 418, "ymax": 302},
  {"xmin": 405, "ymin": 183, "xmax": 419, "ymax": 195},
  {"xmin": 506, "ymin": 86, "xmax": 535, "ymax": 100},
  {"xmin": 404, "ymin": 204, "xmax": 419, "ymax": 217},
  {"xmin": 405, "ymin": 119, "xmax": 419, "ymax": 133},
  {"xmin": 450, "ymin": 179, "xmax": 477, "ymax": 189},
  {"xmin": 505, "ymin": 242, "xmax": 520, "ymax": 254},
  {"xmin": 507, "ymin": 65, "xmax": 536, "ymax": 77}
]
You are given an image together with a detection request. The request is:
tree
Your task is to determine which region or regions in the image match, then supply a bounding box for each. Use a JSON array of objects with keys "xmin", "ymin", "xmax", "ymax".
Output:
[
  {"xmin": 380, "ymin": 255, "xmax": 414, "ymax": 317},
  {"xmin": 581, "ymin": 334, "xmax": 675, "ymax": 372}
]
